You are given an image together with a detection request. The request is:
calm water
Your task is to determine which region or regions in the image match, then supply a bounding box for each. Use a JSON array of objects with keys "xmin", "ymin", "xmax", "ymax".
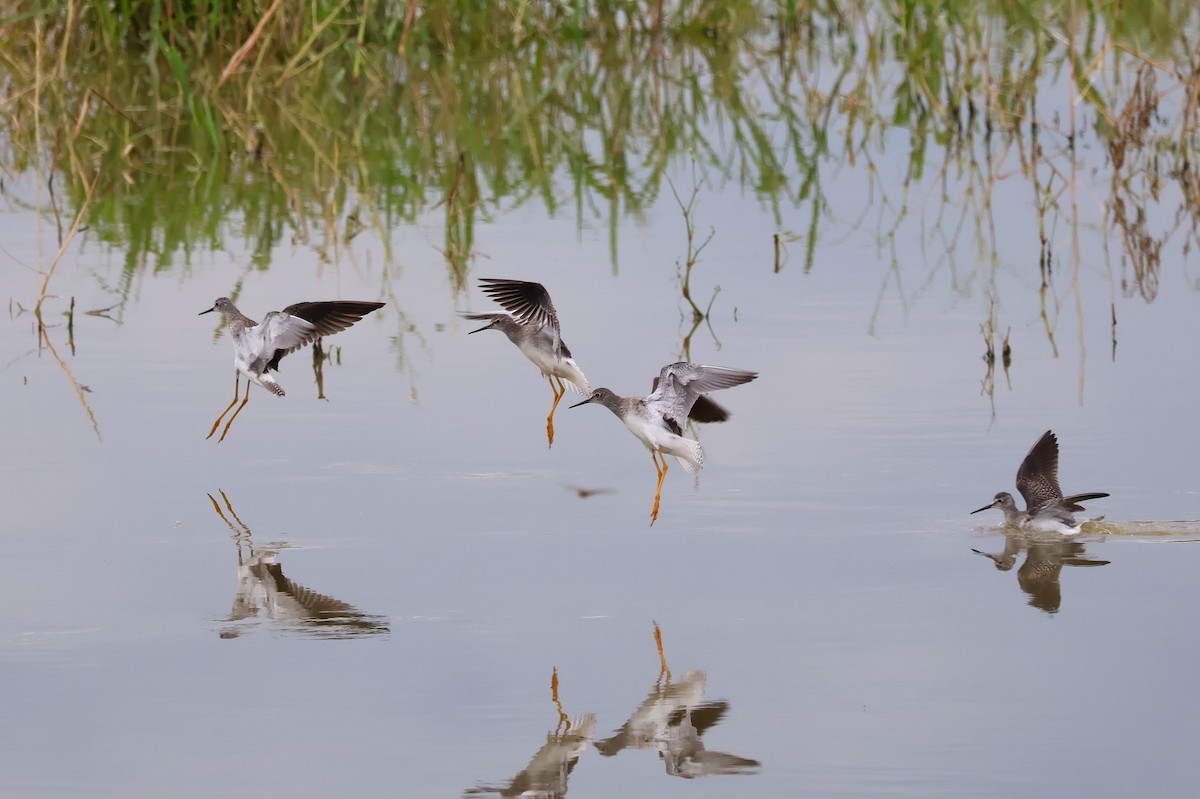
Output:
[{"xmin": 4, "ymin": 38, "xmax": 1200, "ymax": 799}]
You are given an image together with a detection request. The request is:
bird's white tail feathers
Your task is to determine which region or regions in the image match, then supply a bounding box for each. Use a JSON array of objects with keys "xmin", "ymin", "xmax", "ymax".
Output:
[
  {"xmin": 562, "ymin": 360, "xmax": 590, "ymax": 395},
  {"xmin": 671, "ymin": 438, "xmax": 704, "ymax": 475},
  {"xmin": 259, "ymin": 375, "xmax": 286, "ymax": 397}
]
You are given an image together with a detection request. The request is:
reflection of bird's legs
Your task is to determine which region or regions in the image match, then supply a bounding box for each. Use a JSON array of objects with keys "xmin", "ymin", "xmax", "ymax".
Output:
[
  {"xmin": 551, "ymin": 667, "xmax": 570, "ymax": 735},
  {"xmin": 217, "ymin": 379, "xmax": 253, "ymax": 443},
  {"xmin": 219, "ymin": 489, "xmax": 251, "ymax": 538},
  {"xmin": 650, "ymin": 450, "xmax": 669, "ymax": 525},
  {"xmin": 207, "ymin": 373, "xmax": 243, "ymax": 440},
  {"xmin": 208, "ymin": 489, "xmax": 253, "ymax": 563},
  {"xmin": 545, "ymin": 376, "xmax": 567, "ymax": 447},
  {"xmin": 653, "ymin": 620, "xmax": 672, "ymax": 686}
]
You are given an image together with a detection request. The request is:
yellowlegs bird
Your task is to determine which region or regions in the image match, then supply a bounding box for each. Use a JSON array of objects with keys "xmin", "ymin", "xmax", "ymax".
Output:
[
  {"xmin": 571, "ymin": 362, "xmax": 757, "ymax": 524},
  {"xmin": 463, "ymin": 279, "xmax": 589, "ymax": 447},
  {"xmin": 971, "ymin": 430, "xmax": 1109, "ymax": 534},
  {"xmin": 200, "ymin": 297, "xmax": 384, "ymax": 442}
]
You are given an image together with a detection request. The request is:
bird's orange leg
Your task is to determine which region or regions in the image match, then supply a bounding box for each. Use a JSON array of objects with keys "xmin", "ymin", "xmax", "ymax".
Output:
[
  {"xmin": 207, "ymin": 374, "xmax": 242, "ymax": 440},
  {"xmin": 649, "ymin": 450, "xmax": 669, "ymax": 525},
  {"xmin": 545, "ymin": 376, "xmax": 566, "ymax": 447},
  {"xmin": 217, "ymin": 379, "xmax": 252, "ymax": 443}
]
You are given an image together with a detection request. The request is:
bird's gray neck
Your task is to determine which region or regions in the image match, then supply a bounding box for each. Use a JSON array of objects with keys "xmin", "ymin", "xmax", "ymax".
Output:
[
  {"xmin": 988, "ymin": 495, "xmax": 1024, "ymax": 526},
  {"xmin": 595, "ymin": 393, "xmax": 633, "ymax": 418},
  {"xmin": 494, "ymin": 316, "xmax": 526, "ymax": 344},
  {"xmin": 226, "ymin": 313, "xmax": 253, "ymax": 334}
]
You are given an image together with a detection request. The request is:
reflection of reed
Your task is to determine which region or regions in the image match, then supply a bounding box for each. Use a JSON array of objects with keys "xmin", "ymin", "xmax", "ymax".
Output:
[
  {"xmin": 207, "ymin": 490, "xmax": 389, "ymax": 639},
  {"xmin": 595, "ymin": 622, "xmax": 759, "ymax": 778},
  {"xmin": 33, "ymin": 303, "xmax": 101, "ymax": 441},
  {"xmin": 972, "ymin": 531, "xmax": 1110, "ymax": 614},
  {"xmin": 978, "ymin": 298, "xmax": 1011, "ymax": 417},
  {"xmin": 465, "ymin": 668, "xmax": 596, "ymax": 799},
  {"xmin": 20, "ymin": 157, "xmax": 104, "ymax": 439},
  {"xmin": 670, "ymin": 168, "xmax": 722, "ymax": 362}
]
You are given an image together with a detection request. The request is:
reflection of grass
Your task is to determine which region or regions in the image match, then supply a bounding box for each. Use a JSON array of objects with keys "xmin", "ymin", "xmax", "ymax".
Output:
[{"xmin": 0, "ymin": 0, "xmax": 1197, "ymax": 315}]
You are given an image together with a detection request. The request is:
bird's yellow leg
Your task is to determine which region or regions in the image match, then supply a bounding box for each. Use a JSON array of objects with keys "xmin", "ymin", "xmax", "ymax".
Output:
[
  {"xmin": 207, "ymin": 373, "xmax": 242, "ymax": 439},
  {"xmin": 545, "ymin": 376, "xmax": 566, "ymax": 447},
  {"xmin": 217, "ymin": 379, "xmax": 252, "ymax": 443},
  {"xmin": 650, "ymin": 450, "xmax": 669, "ymax": 525}
]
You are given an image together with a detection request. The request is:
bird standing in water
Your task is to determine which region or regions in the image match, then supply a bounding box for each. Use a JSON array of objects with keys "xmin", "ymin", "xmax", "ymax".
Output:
[
  {"xmin": 571, "ymin": 362, "xmax": 757, "ymax": 524},
  {"xmin": 971, "ymin": 430, "xmax": 1109, "ymax": 534},
  {"xmin": 463, "ymin": 279, "xmax": 589, "ymax": 447},
  {"xmin": 200, "ymin": 297, "xmax": 384, "ymax": 442}
]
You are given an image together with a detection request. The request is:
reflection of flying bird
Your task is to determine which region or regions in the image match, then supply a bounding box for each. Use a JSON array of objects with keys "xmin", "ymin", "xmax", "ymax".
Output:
[
  {"xmin": 596, "ymin": 670, "xmax": 759, "ymax": 778},
  {"xmin": 200, "ymin": 297, "xmax": 384, "ymax": 441},
  {"xmin": 973, "ymin": 530, "xmax": 1110, "ymax": 614},
  {"xmin": 971, "ymin": 430, "xmax": 1109, "ymax": 534},
  {"xmin": 660, "ymin": 704, "xmax": 761, "ymax": 778},
  {"xmin": 465, "ymin": 714, "xmax": 596, "ymax": 799},
  {"xmin": 595, "ymin": 668, "xmax": 708, "ymax": 756},
  {"xmin": 463, "ymin": 279, "xmax": 589, "ymax": 447},
  {"xmin": 597, "ymin": 623, "xmax": 758, "ymax": 778},
  {"xmin": 571, "ymin": 363, "xmax": 757, "ymax": 524},
  {"xmin": 467, "ymin": 668, "xmax": 595, "ymax": 799},
  {"xmin": 208, "ymin": 491, "xmax": 388, "ymax": 639},
  {"xmin": 561, "ymin": 484, "xmax": 615, "ymax": 499}
]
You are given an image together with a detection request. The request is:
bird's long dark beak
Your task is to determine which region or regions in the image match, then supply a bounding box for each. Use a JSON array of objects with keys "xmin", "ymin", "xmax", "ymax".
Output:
[
  {"xmin": 970, "ymin": 502, "xmax": 996, "ymax": 515},
  {"xmin": 569, "ymin": 396, "xmax": 595, "ymax": 409},
  {"xmin": 467, "ymin": 323, "xmax": 490, "ymax": 334},
  {"xmin": 199, "ymin": 306, "xmax": 215, "ymax": 316}
]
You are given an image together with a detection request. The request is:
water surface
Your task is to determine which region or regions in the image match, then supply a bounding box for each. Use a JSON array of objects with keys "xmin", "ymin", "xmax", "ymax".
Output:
[{"xmin": 3, "ymin": 6, "xmax": 1200, "ymax": 797}]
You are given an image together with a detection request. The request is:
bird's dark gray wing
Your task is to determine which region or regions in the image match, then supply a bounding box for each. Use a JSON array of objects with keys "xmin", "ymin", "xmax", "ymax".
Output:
[
  {"xmin": 1054, "ymin": 492, "xmax": 1110, "ymax": 513},
  {"xmin": 478, "ymin": 279, "xmax": 559, "ymax": 332},
  {"xmin": 281, "ymin": 300, "xmax": 386, "ymax": 337},
  {"xmin": 264, "ymin": 300, "xmax": 384, "ymax": 369},
  {"xmin": 1015, "ymin": 430, "xmax": 1063, "ymax": 508}
]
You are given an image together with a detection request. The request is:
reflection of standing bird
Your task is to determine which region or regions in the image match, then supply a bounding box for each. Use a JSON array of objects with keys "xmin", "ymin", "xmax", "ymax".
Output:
[
  {"xmin": 200, "ymin": 297, "xmax": 384, "ymax": 441},
  {"xmin": 971, "ymin": 430, "xmax": 1108, "ymax": 533},
  {"xmin": 971, "ymin": 535, "xmax": 1024, "ymax": 571},
  {"xmin": 571, "ymin": 363, "xmax": 757, "ymax": 524},
  {"xmin": 973, "ymin": 531, "xmax": 1110, "ymax": 614},
  {"xmin": 463, "ymin": 279, "xmax": 589, "ymax": 447}
]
